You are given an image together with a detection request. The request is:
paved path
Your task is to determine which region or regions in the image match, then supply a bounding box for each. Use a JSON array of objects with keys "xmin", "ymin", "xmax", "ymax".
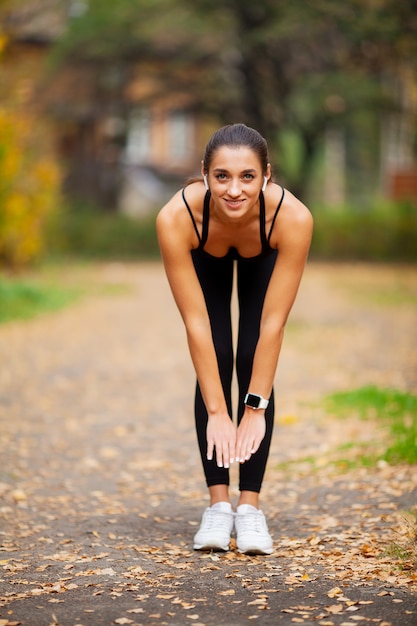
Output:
[{"xmin": 0, "ymin": 262, "xmax": 416, "ymax": 626}]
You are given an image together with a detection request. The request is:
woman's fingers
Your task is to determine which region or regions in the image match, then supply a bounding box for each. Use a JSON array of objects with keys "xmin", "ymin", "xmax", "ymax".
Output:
[
  {"xmin": 236, "ymin": 413, "xmax": 266, "ymax": 463},
  {"xmin": 219, "ymin": 439, "xmax": 236, "ymax": 468},
  {"xmin": 207, "ymin": 411, "xmax": 267, "ymax": 467},
  {"xmin": 206, "ymin": 437, "xmax": 214, "ymax": 462},
  {"xmin": 213, "ymin": 434, "xmax": 236, "ymax": 468},
  {"xmin": 206, "ymin": 415, "xmax": 236, "ymax": 468}
]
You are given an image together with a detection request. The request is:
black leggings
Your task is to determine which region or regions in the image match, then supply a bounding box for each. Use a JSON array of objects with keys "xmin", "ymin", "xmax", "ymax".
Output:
[{"xmin": 192, "ymin": 250, "xmax": 277, "ymax": 493}]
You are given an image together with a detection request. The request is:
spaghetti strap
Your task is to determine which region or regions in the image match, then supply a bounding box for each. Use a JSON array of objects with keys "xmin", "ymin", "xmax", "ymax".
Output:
[
  {"xmin": 200, "ymin": 190, "xmax": 211, "ymax": 248},
  {"xmin": 267, "ymin": 187, "xmax": 285, "ymax": 243},
  {"xmin": 259, "ymin": 191, "xmax": 267, "ymax": 249},
  {"xmin": 182, "ymin": 188, "xmax": 201, "ymax": 243}
]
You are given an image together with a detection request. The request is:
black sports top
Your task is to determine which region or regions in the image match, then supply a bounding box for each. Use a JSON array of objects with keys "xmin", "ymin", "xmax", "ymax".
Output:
[{"xmin": 182, "ymin": 187, "xmax": 285, "ymax": 260}]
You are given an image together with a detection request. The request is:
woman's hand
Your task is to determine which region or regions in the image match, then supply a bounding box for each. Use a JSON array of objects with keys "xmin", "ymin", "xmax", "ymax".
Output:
[
  {"xmin": 236, "ymin": 410, "xmax": 266, "ymax": 463},
  {"xmin": 207, "ymin": 413, "xmax": 237, "ymax": 469}
]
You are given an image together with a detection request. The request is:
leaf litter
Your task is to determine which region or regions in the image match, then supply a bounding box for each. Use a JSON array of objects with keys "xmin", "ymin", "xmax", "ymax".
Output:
[{"xmin": 0, "ymin": 262, "xmax": 416, "ymax": 624}]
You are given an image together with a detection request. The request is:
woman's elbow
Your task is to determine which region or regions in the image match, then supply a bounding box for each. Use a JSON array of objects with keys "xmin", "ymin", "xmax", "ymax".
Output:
[
  {"xmin": 261, "ymin": 317, "xmax": 287, "ymax": 343},
  {"xmin": 184, "ymin": 316, "xmax": 211, "ymax": 340}
]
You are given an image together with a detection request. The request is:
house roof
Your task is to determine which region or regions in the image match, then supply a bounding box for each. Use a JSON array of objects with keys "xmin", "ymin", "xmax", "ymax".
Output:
[{"xmin": 0, "ymin": 0, "xmax": 69, "ymax": 44}]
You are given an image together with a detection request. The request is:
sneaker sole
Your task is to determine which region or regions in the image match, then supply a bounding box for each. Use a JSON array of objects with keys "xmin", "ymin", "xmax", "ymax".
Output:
[
  {"xmin": 238, "ymin": 546, "xmax": 273, "ymax": 555},
  {"xmin": 194, "ymin": 542, "xmax": 229, "ymax": 551}
]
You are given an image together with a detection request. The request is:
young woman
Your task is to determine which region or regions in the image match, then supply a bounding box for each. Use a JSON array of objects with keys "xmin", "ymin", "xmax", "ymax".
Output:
[{"xmin": 156, "ymin": 124, "xmax": 313, "ymax": 554}]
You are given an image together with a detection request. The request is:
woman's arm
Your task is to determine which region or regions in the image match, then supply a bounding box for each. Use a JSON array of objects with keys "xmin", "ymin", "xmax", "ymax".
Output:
[
  {"xmin": 235, "ymin": 191, "xmax": 314, "ymax": 463},
  {"xmin": 156, "ymin": 192, "xmax": 237, "ymax": 468}
]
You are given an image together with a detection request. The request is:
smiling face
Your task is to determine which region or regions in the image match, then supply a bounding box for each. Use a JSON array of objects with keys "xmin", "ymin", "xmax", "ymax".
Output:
[{"xmin": 202, "ymin": 146, "xmax": 270, "ymax": 222}]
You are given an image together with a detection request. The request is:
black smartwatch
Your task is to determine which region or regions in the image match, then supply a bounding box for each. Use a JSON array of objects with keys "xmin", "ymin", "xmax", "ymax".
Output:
[{"xmin": 244, "ymin": 393, "xmax": 269, "ymax": 410}]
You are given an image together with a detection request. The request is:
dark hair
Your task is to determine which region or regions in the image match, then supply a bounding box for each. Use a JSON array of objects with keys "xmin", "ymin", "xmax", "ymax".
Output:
[{"xmin": 203, "ymin": 123, "xmax": 269, "ymax": 174}]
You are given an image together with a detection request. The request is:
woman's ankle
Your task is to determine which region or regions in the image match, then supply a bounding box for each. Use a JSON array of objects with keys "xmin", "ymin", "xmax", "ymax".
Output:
[
  {"xmin": 209, "ymin": 484, "xmax": 230, "ymax": 506},
  {"xmin": 237, "ymin": 490, "xmax": 259, "ymax": 509}
]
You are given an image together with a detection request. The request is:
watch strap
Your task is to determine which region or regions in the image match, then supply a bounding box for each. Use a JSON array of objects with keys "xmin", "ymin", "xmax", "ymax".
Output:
[{"xmin": 244, "ymin": 393, "xmax": 269, "ymax": 410}]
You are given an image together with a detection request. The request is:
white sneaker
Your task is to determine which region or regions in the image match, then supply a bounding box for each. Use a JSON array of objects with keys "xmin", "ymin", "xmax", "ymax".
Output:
[
  {"xmin": 193, "ymin": 502, "xmax": 234, "ymax": 551},
  {"xmin": 235, "ymin": 504, "xmax": 273, "ymax": 555}
]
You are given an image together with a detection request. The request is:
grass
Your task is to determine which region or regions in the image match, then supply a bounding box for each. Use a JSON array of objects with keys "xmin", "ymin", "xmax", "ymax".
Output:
[
  {"xmin": 324, "ymin": 385, "xmax": 417, "ymax": 465},
  {"xmin": 275, "ymin": 385, "xmax": 417, "ymax": 473},
  {"xmin": 274, "ymin": 386, "xmax": 417, "ymax": 569},
  {"xmin": 0, "ymin": 263, "xmax": 133, "ymax": 324},
  {"xmin": 0, "ymin": 275, "xmax": 80, "ymax": 324},
  {"xmin": 385, "ymin": 508, "xmax": 417, "ymax": 570}
]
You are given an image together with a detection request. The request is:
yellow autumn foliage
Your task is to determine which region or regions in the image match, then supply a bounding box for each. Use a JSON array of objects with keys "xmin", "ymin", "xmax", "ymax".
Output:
[{"xmin": 0, "ymin": 108, "xmax": 62, "ymax": 268}]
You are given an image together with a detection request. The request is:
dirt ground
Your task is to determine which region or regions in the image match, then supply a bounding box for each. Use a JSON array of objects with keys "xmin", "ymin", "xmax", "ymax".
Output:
[{"xmin": 0, "ymin": 261, "xmax": 416, "ymax": 626}]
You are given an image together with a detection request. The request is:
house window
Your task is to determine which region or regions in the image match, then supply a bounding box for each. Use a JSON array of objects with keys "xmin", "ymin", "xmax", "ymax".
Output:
[
  {"xmin": 125, "ymin": 108, "xmax": 151, "ymax": 164},
  {"xmin": 168, "ymin": 110, "xmax": 193, "ymax": 161}
]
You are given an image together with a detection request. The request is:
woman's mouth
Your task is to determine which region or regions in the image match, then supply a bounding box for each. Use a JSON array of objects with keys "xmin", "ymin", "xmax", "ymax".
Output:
[{"xmin": 224, "ymin": 198, "xmax": 244, "ymax": 209}]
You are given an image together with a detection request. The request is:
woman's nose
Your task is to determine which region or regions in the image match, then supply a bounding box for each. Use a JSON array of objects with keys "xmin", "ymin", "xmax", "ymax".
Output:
[{"xmin": 228, "ymin": 178, "xmax": 241, "ymax": 196}]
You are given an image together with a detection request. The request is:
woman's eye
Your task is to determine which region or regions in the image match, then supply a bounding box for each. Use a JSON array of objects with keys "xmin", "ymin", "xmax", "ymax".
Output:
[{"xmin": 214, "ymin": 173, "xmax": 255, "ymax": 181}]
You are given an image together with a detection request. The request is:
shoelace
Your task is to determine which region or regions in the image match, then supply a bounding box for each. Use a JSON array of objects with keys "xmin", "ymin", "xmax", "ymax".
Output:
[
  {"xmin": 236, "ymin": 511, "xmax": 263, "ymax": 533},
  {"xmin": 204, "ymin": 509, "xmax": 233, "ymax": 531}
]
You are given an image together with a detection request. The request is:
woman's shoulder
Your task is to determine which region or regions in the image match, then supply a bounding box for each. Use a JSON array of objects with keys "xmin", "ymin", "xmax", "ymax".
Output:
[
  {"xmin": 182, "ymin": 180, "xmax": 207, "ymax": 210},
  {"xmin": 156, "ymin": 182, "xmax": 206, "ymax": 246},
  {"xmin": 265, "ymin": 183, "xmax": 313, "ymax": 248}
]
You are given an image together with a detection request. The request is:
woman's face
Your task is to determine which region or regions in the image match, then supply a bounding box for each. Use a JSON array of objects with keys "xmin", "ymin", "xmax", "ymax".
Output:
[{"xmin": 203, "ymin": 146, "xmax": 270, "ymax": 222}]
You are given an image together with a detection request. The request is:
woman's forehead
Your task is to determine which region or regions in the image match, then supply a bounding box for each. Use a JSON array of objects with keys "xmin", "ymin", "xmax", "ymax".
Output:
[{"xmin": 209, "ymin": 145, "xmax": 262, "ymax": 170}]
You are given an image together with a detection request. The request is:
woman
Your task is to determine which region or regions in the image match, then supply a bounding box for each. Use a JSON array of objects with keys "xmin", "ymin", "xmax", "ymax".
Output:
[{"xmin": 156, "ymin": 124, "xmax": 313, "ymax": 555}]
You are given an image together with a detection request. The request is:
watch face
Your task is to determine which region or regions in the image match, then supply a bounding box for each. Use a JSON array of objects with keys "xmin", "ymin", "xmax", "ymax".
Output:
[{"xmin": 245, "ymin": 393, "xmax": 260, "ymax": 408}]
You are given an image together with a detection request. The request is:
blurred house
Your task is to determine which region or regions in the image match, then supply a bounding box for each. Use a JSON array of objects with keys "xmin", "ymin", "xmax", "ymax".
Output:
[
  {"xmin": 0, "ymin": 0, "xmax": 215, "ymax": 214},
  {"xmin": 0, "ymin": 0, "xmax": 65, "ymax": 109},
  {"xmin": 2, "ymin": 2, "xmax": 415, "ymax": 210},
  {"xmin": 379, "ymin": 65, "xmax": 417, "ymax": 205}
]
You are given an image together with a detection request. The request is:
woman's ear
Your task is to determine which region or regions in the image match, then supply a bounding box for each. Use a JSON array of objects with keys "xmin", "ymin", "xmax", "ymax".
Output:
[
  {"xmin": 262, "ymin": 163, "xmax": 272, "ymax": 191},
  {"xmin": 201, "ymin": 161, "xmax": 209, "ymax": 190}
]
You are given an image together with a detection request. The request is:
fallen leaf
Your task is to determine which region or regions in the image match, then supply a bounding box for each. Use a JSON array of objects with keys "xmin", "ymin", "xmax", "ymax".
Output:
[
  {"xmin": 326, "ymin": 605, "xmax": 343, "ymax": 614},
  {"xmin": 11, "ymin": 489, "xmax": 27, "ymax": 502},
  {"xmin": 248, "ymin": 599, "xmax": 268, "ymax": 606},
  {"xmin": 96, "ymin": 567, "xmax": 117, "ymax": 576},
  {"xmin": 327, "ymin": 587, "xmax": 343, "ymax": 598},
  {"xmin": 48, "ymin": 599, "xmax": 65, "ymax": 604}
]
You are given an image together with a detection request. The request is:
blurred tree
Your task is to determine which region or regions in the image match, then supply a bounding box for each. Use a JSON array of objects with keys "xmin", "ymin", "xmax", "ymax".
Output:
[
  {"xmin": 50, "ymin": 0, "xmax": 417, "ymax": 200},
  {"xmin": 0, "ymin": 109, "xmax": 61, "ymax": 269},
  {"xmin": 0, "ymin": 0, "xmax": 63, "ymax": 269}
]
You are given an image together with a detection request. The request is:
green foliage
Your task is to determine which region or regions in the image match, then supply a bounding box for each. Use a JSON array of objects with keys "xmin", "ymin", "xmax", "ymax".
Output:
[
  {"xmin": 44, "ymin": 199, "xmax": 416, "ymax": 263},
  {"xmin": 52, "ymin": 0, "xmax": 214, "ymax": 63},
  {"xmin": 310, "ymin": 202, "xmax": 417, "ymax": 262},
  {"xmin": 0, "ymin": 275, "xmax": 79, "ymax": 324},
  {"xmin": 324, "ymin": 386, "xmax": 417, "ymax": 465},
  {"xmin": 50, "ymin": 0, "xmax": 417, "ymax": 200},
  {"xmin": 47, "ymin": 204, "xmax": 160, "ymax": 260}
]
